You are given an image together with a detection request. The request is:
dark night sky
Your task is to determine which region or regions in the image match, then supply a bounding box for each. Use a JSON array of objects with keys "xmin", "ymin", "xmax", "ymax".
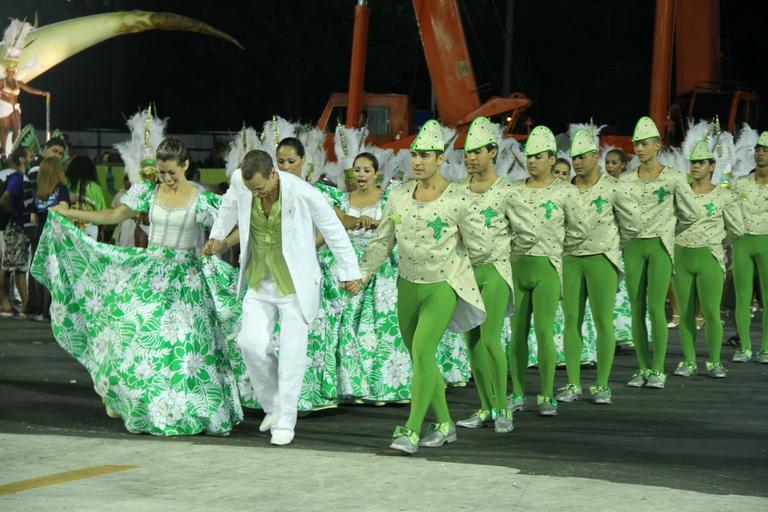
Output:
[{"xmin": 4, "ymin": 0, "xmax": 767, "ymax": 136}]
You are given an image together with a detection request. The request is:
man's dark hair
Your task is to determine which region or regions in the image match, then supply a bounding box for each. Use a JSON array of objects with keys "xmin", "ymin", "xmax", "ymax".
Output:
[
  {"xmin": 484, "ymin": 143, "xmax": 498, "ymax": 163},
  {"xmin": 241, "ymin": 150, "xmax": 274, "ymax": 180}
]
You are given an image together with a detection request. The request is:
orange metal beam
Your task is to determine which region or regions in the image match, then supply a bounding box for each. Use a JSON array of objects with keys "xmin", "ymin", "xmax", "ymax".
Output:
[
  {"xmin": 412, "ymin": 0, "xmax": 481, "ymax": 125},
  {"xmin": 675, "ymin": 0, "xmax": 721, "ymax": 95},
  {"xmin": 649, "ymin": 0, "xmax": 676, "ymax": 138},
  {"xmin": 345, "ymin": 1, "xmax": 370, "ymax": 128}
]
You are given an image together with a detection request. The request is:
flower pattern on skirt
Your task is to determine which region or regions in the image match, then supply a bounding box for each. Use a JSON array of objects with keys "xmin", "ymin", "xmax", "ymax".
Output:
[{"xmin": 31, "ymin": 206, "xmax": 244, "ymax": 436}]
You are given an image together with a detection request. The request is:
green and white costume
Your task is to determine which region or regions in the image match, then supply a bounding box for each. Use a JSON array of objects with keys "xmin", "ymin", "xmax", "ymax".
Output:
[
  {"xmin": 560, "ymin": 129, "xmax": 641, "ymax": 398},
  {"xmin": 508, "ymin": 126, "xmax": 590, "ymax": 408},
  {"xmin": 732, "ymin": 165, "xmax": 768, "ymax": 360},
  {"xmin": 31, "ymin": 182, "xmax": 244, "ymax": 435},
  {"xmin": 361, "ymin": 120, "xmax": 484, "ymax": 443},
  {"xmin": 619, "ymin": 117, "xmax": 704, "ymax": 380}
]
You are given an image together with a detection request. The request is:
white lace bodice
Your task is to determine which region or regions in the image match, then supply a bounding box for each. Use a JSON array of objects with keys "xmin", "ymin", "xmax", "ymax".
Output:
[
  {"xmin": 148, "ymin": 191, "xmax": 201, "ymax": 250},
  {"xmin": 344, "ymin": 194, "xmax": 384, "ymax": 239}
]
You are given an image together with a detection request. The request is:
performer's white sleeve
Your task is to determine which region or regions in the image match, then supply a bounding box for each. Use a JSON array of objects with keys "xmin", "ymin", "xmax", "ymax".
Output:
[
  {"xmin": 210, "ymin": 173, "xmax": 241, "ymax": 240},
  {"xmin": 306, "ymin": 188, "xmax": 361, "ymax": 281}
]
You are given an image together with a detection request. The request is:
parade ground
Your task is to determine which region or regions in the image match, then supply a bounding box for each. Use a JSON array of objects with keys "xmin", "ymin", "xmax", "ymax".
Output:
[{"xmin": 1, "ymin": 316, "xmax": 766, "ymax": 511}]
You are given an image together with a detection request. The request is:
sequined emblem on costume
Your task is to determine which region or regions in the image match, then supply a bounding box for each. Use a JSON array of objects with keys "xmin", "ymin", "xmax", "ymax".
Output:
[
  {"xmin": 704, "ymin": 202, "xmax": 717, "ymax": 217},
  {"xmin": 539, "ymin": 200, "xmax": 558, "ymax": 220},
  {"xmin": 389, "ymin": 213, "xmax": 402, "ymax": 224},
  {"xmin": 480, "ymin": 207, "xmax": 497, "ymax": 227},
  {"xmin": 591, "ymin": 196, "xmax": 609, "ymax": 214},
  {"xmin": 653, "ymin": 187, "xmax": 670, "ymax": 204},
  {"xmin": 427, "ymin": 216, "xmax": 448, "ymax": 241}
]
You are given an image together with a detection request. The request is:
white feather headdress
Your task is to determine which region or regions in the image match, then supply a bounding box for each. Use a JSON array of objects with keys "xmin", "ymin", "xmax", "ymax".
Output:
[
  {"xmin": 712, "ymin": 130, "xmax": 735, "ymax": 185},
  {"xmin": 679, "ymin": 118, "xmax": 736, "ymax": 185},
  {"xmin": 333, "ymin": 124, "xmax": 368, "ymax": 170},
  {"xmin": 496, "ymin": 136, "xmax": 527, "ymax": 181},
  {"xmin": 359, "ymin": 143, "xmax": 395, "ymax": 189},
  {"xmin": 114, "ymin": 108, "xmax": 167, "ymax": 184},
  {"xmin": 298, "ymin": 124, "xmax": 327, "ymax": 183},
  {"xmin": 681, "ymin": 120, "xmax": 711, "ymax": 163},
  {"xmin": 440, "ymin": 125, "xmax": 466, "ymax": 182},
  {"xmin": 566, "ymin": 122, "xmax": 606, "ymax": 148},
  {"xmin": 658, "ymin": 146, "xmax": 687, "ymax": 174},
  {"xmin": 225, "ymin": 125, "xmax": 260, "ymax": 179},
  {"xmin": 2, "ymin": 19, "xmax": 34, "ymax": 66},
  {"xmin": 261, "ymin": 115, "xmax": 296, "ymax": 161},
  {"xmin": 381, "ymin": 148, "xmax": 412, "ymax": 184},
  {"xmin": 733, "ymin": 123, "xmax": 758, "ymax": 179}
]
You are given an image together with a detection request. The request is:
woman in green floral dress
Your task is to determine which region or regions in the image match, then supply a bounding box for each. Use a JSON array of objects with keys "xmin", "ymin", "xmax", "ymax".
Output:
[
  {"xmin": 313, "ymin": 153, "xmax": 410, "ymax": 403},
  {"xmin": 31, "ymin": 138, "xmax": 244, "ymax": 436}
]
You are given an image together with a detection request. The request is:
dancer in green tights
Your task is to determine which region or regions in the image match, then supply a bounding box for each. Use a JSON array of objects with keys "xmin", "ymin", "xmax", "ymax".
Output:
[
  {"xmin": 672, "ymin": 139, "xmax": 744, "ymax": 378},
  {"xmin": 455, "ymin": 116, "xmax": 538, "ymax": 432},
  {"xmin": 619, "ymin": 117, "xmax": 704, "ymax": 389},
  {"xmin": 732, "ymin": 131, "xmax": 768, "ymax": 364},
  {"xmin": 360, "ymin": 120, "xmax": 485, "ymax": 454},
  {"xmin": 506, "ymin": 126, "xmax": 590, "ymax": 416},
  {"xmin": 556, "ymin": 129, "xmax": 640, "ymax": 405}
]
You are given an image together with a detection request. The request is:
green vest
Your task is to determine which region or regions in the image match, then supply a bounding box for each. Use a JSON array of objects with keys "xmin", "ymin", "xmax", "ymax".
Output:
[{"xmin": 245, "ymin": 195, "xmax": 295, "ymax": 296}]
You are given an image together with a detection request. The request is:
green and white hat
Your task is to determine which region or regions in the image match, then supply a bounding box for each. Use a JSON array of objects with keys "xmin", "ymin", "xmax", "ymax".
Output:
[
  {"xmin": 464, "ymin": 116, "xmax": 497, "ymax": 152},
  {"xmin": 10, "ymin": 124, "xmax": 39, "ymax": 154},
  {"xmin": 569, "ymin": 128, "xmax": 598, "ymax": 157},
  {"xmin": 689, "ymin": 140, "xmax": 714, "ymax": 161},
  {"xmin": 756, "ymin": 131, "xmax": 768, "ymax": 148},
  {"xmin": 524, "ymin": 125, "xmax": 557, "ymax": 156},
  {"xmin": 632, "ymin": 116, "xmax": 661, "ymax": 142},
  {"xmin": 411, "ymin": 119, "xmax": 444, "ymax": 152}
]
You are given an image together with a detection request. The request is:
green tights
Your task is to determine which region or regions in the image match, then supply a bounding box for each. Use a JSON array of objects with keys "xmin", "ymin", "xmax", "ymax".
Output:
[
  {"xmin": 397, "ymin": 277, "xmax": 458, "ymax": 433},
  {"xmin": 732, "ymin": 235, "xmax": 768, "ymax": 355},
  {"xmin": 509, "ymin": 255, "xmax": 560, "ymax": 399},
  {"xmin": 623, "ymin": 237, "xmax": 672, "ymax": 373},
  {"xmin": 672, "ymin": 245, "xmax": 724, "ymax": 365},
  {"xmin": 562, "ymin": 254, "xmax": 618, "ymax": 388},
  {"xmin": 467, "ymin": 264, "xmax": 511, "ymax": 411}
]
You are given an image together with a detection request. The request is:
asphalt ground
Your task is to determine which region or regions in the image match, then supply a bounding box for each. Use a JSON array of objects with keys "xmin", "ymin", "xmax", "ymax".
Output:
[{"xmin": 1, "ymin": 313, "xmax": 766, "ymax": 508}]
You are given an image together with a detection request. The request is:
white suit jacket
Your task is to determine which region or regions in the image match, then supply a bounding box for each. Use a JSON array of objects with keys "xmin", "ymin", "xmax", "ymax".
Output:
[{"xmin": 210, "ymin": 169, "xmax": 361, "ymax": 323}]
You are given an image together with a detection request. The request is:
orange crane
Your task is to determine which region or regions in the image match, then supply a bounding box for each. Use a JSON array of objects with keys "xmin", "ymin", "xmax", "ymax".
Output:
[
  {"xmin": 319, "ymin": 0, "xmax": 758, "ymax": 155},
  {"xmin": 317, "ymin": 0, "xmax": 533, "ymax": 152},
  {"xmin": 603, "ymin": 0, "xmax": 759, "ymax": 150}
]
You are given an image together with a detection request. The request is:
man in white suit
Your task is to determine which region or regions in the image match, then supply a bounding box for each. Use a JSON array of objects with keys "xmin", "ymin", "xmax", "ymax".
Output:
[{"xmin": 206, "ymin": 150, "xmax": 361, "ymax": 445}]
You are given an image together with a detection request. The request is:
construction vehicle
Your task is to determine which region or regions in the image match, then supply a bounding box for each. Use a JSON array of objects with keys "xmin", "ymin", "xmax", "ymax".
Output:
[
  {"xmin": 318, "ymin": 0, "xmax": 758, "ymax": 155},
  {"xmin": 317, "ymin": 0, "xmax": 533, "ymax": 153}
]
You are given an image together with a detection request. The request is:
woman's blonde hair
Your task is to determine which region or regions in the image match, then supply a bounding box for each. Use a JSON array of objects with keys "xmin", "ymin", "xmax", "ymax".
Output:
[{"xmin": 36, "ymin": 157, "xmax": 65, "ymax": 200}]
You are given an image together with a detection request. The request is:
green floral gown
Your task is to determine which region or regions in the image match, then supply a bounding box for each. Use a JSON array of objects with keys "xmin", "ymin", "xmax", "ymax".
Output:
[
  {"xmin": 30, "ymin": 182, "xmax": 244, "ymax": 435},
  {"xmin": 613, "ymin": 257, "xmax": 634, "ymax": 344}
]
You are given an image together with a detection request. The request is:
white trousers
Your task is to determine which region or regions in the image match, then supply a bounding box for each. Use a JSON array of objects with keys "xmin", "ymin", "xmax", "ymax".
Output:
[{"xmin": 238, "ymin": 276, "xmax": 308, "ymax": 434}]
